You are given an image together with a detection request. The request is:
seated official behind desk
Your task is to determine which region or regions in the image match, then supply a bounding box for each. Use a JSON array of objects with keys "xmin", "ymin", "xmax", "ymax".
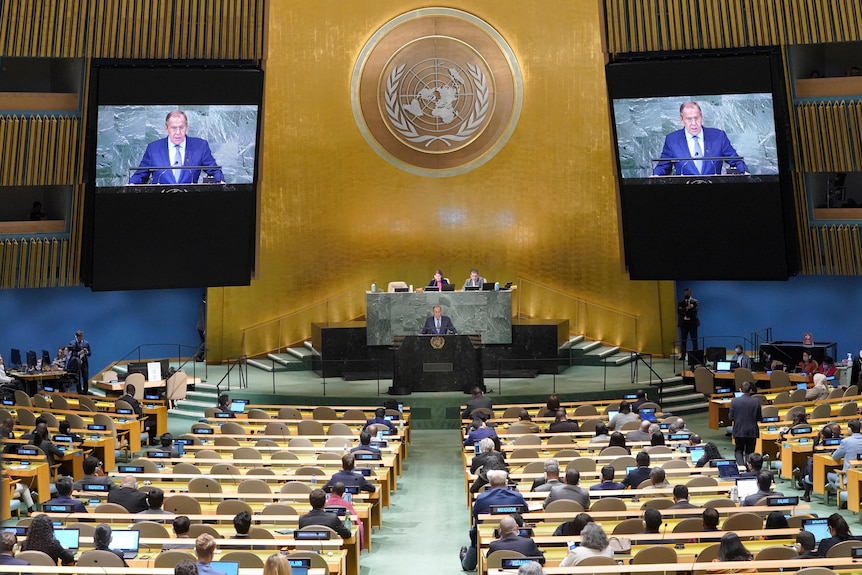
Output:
[{"xmin": 420, "ymin": 305, "xmax": 457, "ymax": 335}]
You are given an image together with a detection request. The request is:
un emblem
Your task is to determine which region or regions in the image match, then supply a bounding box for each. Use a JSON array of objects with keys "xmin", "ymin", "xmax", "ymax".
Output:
[{"xmin": 352, "ymin": 8, "xmax": 523, "ymax": 177}]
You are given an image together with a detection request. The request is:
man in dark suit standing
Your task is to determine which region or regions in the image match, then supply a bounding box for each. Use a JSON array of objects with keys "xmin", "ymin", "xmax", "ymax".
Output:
[
  {"xmin": 129, "ymin": 111, "xmax": 224, "ymax": 185},
  {"xmin": 69, "ymin": 329, "xmax": 91, "ymax": 395},
  {"xmin": 420, "ymin": 305, "xmax": 456, "ymax": 335},
  {"xmin": 676, "ymin": 288, "xmax": 699, "ymax": 361},
  {"xmin": 729, "ymin": 381, "xmax": 762, "ymax": 465},
  {"xmin": 298, "ymin": 489, "xmax": 351, "ymax": 538},
  {"xmin": 488, "ymin": 515, "xmax": 545, "ymax": 563}
]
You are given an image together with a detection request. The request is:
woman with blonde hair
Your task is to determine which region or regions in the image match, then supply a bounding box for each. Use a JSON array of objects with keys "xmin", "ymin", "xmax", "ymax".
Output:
[{"xmin": 263, "ymin": 553, "xmax": 292, "ymax": 575}]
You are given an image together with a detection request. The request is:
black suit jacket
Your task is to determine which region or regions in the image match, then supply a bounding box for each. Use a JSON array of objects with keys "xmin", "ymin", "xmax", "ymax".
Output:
[
  {"xmin": 108, "ymin": 486, "xmax": 149, "ymax": 513},
  {"xmin": 463, "ymin": 396, "xmax": 493, "ymax": 419},
  {"xmin": 488, "ymin": 535, "xmax": 545, "ymax": 564},
  {"xmin": 421, "ymin": 315, "xmax": 456, "ymax": 335},
  {"xmin": 298, "ymin": 509, "xmax": 351, "ymax": 538},
  {"xmin": 729, "ymin": 393, "xmax": 762, "ymax": 438}
]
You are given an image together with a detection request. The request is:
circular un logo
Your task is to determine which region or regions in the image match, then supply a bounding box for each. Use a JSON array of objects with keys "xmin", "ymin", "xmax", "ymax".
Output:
[{"xmin": 352, "ymin": 8, "xmax": 523, "ymax": 177}]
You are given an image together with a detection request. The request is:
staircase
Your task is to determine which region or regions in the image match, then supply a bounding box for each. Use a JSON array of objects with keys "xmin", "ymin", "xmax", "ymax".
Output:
[
  {"xmin": 562, "ymin": 335, "xmax": 642, "ymax": 368},
  {"xmin": 656, "ymin": 377, "xmax": 710, "ymax": 416},
  {"xmin": 168, "ymin": 381, "xmax": 220, "ymax": 420},
  {"xmin": 247, "ymin": 342, "xmax": 316, "ymax": 373}
]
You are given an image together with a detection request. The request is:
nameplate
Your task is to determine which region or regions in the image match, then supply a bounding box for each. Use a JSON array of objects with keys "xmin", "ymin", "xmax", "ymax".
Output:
[{"xmin": 423, "ymin": 362, "xmax": 453, "ymax": 372}]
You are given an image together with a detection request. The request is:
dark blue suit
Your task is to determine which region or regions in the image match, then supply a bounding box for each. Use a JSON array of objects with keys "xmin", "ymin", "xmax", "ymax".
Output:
[
  {"xmin": 129, "ymin": 137, "xmax": 223, "ymax": 184},
  {"xmin": 653, "ymin": 127, "xmax": 746, "ymax": 176},
  {"xmin": 420, "ymin": 315, "xmax": 456, "ymax": 335},
  {"xmin": 0, "ymin": 553, "xmax": 30, "ymax": 565}
]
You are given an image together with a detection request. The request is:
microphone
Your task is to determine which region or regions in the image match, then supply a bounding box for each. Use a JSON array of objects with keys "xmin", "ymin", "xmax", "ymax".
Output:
[
  {"xmin": 153, "ymin": 169, "xmax": 163, "ymax": 185},
  {"xmin": 661, "ymin": 522, "xmax": 668, "ymax": 543}
]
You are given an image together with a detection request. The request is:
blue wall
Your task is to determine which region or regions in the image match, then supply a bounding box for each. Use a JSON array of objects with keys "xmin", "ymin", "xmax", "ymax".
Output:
[
  {"xmin": 682, "ymin": 276, "xmax": 862, "ymax": 359},
  {"xmin": 1, "ymin": 287, "xmax": 201, "ymax": 370}
]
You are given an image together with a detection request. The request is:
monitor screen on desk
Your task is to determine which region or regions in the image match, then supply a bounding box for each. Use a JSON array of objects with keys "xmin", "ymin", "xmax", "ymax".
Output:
[{"xmin": 715, "ymin": 361, "xmax": 732, "ymax": 372}]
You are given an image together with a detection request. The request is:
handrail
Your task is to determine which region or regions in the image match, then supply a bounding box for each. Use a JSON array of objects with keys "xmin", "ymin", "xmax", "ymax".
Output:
[
  {"xmin": 216, "ymin": 355, "xmax": 248, "ymax": 394},
  {"xmin": 240, "ymin": 289, "xmax": 362, "ymax": 357},
  {"xmin": 515, "ymin": 277, "xmax": 640, "ymax": 350},
  {"xmin": 102, "ymin": 343, "xmax": 204, "ymax": 382}
]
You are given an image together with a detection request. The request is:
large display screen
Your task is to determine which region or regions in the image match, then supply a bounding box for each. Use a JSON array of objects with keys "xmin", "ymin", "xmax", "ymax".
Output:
[
  {"xmin": 82, "ymin": 64, "xmax": 263, "ymax": 291},
  {"xmin": 607, "ymin": 50, "xmax": 798, "ymax": 280}
]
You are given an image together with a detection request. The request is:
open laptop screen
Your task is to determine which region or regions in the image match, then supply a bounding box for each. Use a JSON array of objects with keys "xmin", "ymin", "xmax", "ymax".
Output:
[
  {"xmin": 715, "ymin": 361, "xmax": 732, "ymax": 372},
  {"xmin": 802, "ymin": 518, "xmax": 830, "ymax": 544},
  {"xmin": 210, "ymin": 562, "xmax": 239, "ymax": 575},
  {"xmin": 736, "ymin": 477, "xmax": 758, "ymax": 500},
  {"xmin": 688, "ymin": 447, "xmax": 705, "ymax": 465},
  {"xmin": 714, "ymin": 459, "xmax": 740, "ymax": 478},
  {"xmin": 54, "ymin": 528, "xmax": 79, "ymax": 550},
  {"xmin": 108, "ymin": 530, "xmax": 139, "ymax": 553}
]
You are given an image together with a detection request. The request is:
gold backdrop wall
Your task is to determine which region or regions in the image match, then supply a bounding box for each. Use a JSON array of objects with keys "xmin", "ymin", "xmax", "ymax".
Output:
[{"xmin": 209, "ymin": 0, "xmax": 677, "ymax": 361}]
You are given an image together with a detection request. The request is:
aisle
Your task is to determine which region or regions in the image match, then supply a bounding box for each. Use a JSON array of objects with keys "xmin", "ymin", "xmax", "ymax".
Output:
[{"xmin": 360, "ymin": 429, "xmax": 469, "ymax": 575}]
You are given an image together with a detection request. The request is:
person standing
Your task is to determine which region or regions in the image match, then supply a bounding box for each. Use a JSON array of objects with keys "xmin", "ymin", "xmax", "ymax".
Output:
[
  {"xmin": 420, "ymin": 305, "xmax": 456, "ymax": 335},
  {"xmin": 69, "ymin": 329, "xmax": 91, "ymax": 395},
  {"xmin": 729, "ymin": 381, "xmax": 762, "ymax": 465},
  {"xmin": 194, "ymin": 293, "xmax": 206, "ymax": 362},
  {"xmin": 677, "ymin": 288, "xmax": 699, "ymax": 361}
]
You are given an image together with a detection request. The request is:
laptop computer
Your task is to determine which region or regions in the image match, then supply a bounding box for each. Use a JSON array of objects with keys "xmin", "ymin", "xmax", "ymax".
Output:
[
  {"xmin": 606, "ymin": 410, "xmax": 619, "ymax": 421},
  {"xmin": 464, "ymin": 286, "xmax": 480, "ymax": 291},
  {"xmin": 688, "ymin": 447, "xmax": 705, "ymax": 465},
  {"xmin": 210, "ymin": 561, "xmax": 239, "ymax": 575},
  {"xmin": 108, "ymin": 529, "xmax": 139, "ymax": 559},
  {"xmin": 734, "ymin": 391, "xmax": 744, "ymax": 398},
  {"xmin": 714, "ymin": 459, "xmax": 740, "ymax": 478},
  {"xmin": 736, "ymin": 477, "xmax": 758, "ymax": 500},
  {"xmin": 54, "ymin": 528, "xmax": 80, "ymax": 551},
  {"xmin": 796, "ymin": 382, "xmax": 808, "ymax": 391},
  {"xmin": 639, "ymin": 407, "xmax": 657, "ymax": 422},
  {"xmin": 802, "ymin": 518, "xmax": 830, "ymax": 544},
  {"xmin": 715, "ymin": 361, "xmax": 732, "ymax": 372},
  {"xmin": 229, "ymin": 399, "xmax": 248, "ymax": 413}
]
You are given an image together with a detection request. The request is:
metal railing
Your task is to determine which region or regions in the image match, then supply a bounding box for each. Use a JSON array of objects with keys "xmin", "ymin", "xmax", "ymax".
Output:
[{"xmin": 109, "ymin": 343, "xmax": 204, "ymax": 382}]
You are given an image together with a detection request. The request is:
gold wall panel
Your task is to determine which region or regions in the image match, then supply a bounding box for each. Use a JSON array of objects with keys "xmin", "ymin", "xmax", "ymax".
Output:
[{"xmin": 209, "ymin": 0, "xmax": 677, "ymax": 362}]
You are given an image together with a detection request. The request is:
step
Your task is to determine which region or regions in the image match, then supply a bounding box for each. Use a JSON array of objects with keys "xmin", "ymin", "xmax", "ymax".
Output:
[
  {"xmin": 247, "ymin": 358, "xmax": 290, "ymax": 373},
  {"xmin": 176, "ymin": 399, "xmax": 216, "ymax": 409},
  {"xmin": 662, "ymin": 384, "xmax": 694, "ymax": 395},
  {"xmin": 268, "ymin": 353, "xmax": 305, "ymax": 366},
  {"xmin": 559, "ymin": 335, "xmax": 585, "ymax": 350},
  {"xmin": 661, "ymin": 392, "xmax": 706, "ymax": 404},
  {"xmin": 587, "ymin": 345, "xmax": 620, "ymax": 359},
  {"xmin": 607, "ymin": 352, "xmax": 639, "ymax": 366},
  {"xmin": 187, "ymin": 390, "xmax": 218, "ymax": 400},
  {"xmin": 571, "ymin": 340, "xmax": 602, "ymax": 353},
  {"xmin": 663, "ymin": 401, "xmax": 710, "ymax": 413},
  {"xmin": 285, "ymin": 346, "xmax": 316, "ymax": 359},
  {"xmin": 195, "ymin": 382, "xmax": 220, "ymax": 392},
  {"xmin": 168, "ymin": 408, "xmax": 206, "ymax": 419}
]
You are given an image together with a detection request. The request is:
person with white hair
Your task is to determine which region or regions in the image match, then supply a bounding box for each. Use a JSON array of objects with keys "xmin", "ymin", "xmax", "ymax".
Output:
[
  {"xmin": 807, "ymin": 373, "xmax": 830, "ymax": 400},
  {"xmin": 461, "ymin": 470, "xmax": 526, "ymax": 571},
  {"xmin": 517, "ymin": 562, "xmax": 545, "ymax": 575},
  {"xmin": 559, "ymin": 523, "xmax": 613, "ymax": 566}
]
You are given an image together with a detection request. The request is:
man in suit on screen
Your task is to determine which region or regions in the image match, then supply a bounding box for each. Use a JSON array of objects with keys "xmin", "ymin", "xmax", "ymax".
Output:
[
  {"xmin": 129, "ymin": 110, "xmax": 224, "ymax": 185},
  {"xmin": 652, "ymin": 101, "xmax": 747, "ymax": 176},
  {"xmin": 420, "ymin": 305, "xmax": 457, "ymax": 335}
]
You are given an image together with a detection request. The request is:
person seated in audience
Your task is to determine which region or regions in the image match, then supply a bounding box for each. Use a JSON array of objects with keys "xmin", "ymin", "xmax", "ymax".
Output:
[
  {"xmin": 530, "ymin": 458, "xmax": 560, "ymax": 493},
  {"xmin": 540, "ymin": 395, "xmax": 560, "ymax": 417},
  {"xmin": 552, "ymin": 511, "xmax": 593, "ymax": 537},
  {"xmin": 351, "ymin": 431, "xmax": 379, "ymax": 454},
  {"xmin": 514, "ymin": 409, "xmax": 541, "ymax": 433},
  {"xmin": 559, "ymin": 522, "xmax": 612, "ymax": 566},
  {"xmin": 807, "ymin": 373, "xmax": 830, "ymax": 400},
  {"xmin": 669, "ymin": 417, "xmax": 691, "ymax": 434},
  {"xmin": 136, "ymin": 487, "xmax": 174, "ymax": 521},
  {"xmin": 462, "ymin": 387, "xmax": 493, "ymax": 419},
  {"xmin": 52, "ymin": 346, "xmax": 67, "ymax": 370},
  {"xmin": 626, "ymin": 420, "xmax": 652, "ymax": 443},
  {"xmin": 689, "ymin": 433, "xmax": 702, "ymax": 447},
  {"xmin": 830, "ymin": 419, "xmax": 862, "ymax": 502},
  {"xmin": 639, "ymin": 508, "xmax": 664, "ymax": 544},
  {"xmin": 162, "ymin": 515, "xmax": 194, "ymax": 550},
  {"xmin": 488, "ymin": 515, "xmax": 545, "ymax": 564},
  {"xmin": 299, "ymin": 488, "xmax": 351, "ymax": 538},
  {"xmin": 175, "ymin": 560, "xmax": 199, "ymax": 575},
  {"xmin": 462, "ymin": 470, "xmax": 527, "ymax": 571},
  {"xmin": 517, "ymin": 561, "xmax": 544, "ymax": 575},
  {"xmin": 702, "ymin": 507, "xmax": 720, "ymax": 531},
  {"xmin": 19, "ymin": 416, "xmax": 47, "ymax": 442},
  {"xmin": 44, "ymin": 476, "xmax": 87, "ymax": 512},
  {"xmin": 643, "ymin": 467, "xmax": 671, "ymax": 490},
  {"xmin": 589, "ymin": 422, "xmax": 610, "ymax": 444},
  {"xmin": 32, "ymin": 423, "xmax": 63, "ymax": 468},
  {"xmin": 608, "ymin": 400, "xmax": 638, "ymax": 431},
  {"xmin": 216, "ymin": 394, "xmax": 235, "ymax": 417},
  {"xmin": 669, "ymin": 484, "xmax": 696, "ymax": 509},
  {"xmin": 817, "ymin": 513, "xmax": 862, "ymax": 557},
  {"xmin": 328, "ymin": 482, "xmax": 364, "ymax": 549},
  {"xmin": 73, "ymin": 456, "xmax": 114, "ymax": 491},
  {"xmin": 763, "ymin": 511, "xmax": 788, "ymax": 539},
  {"xmin": 58, "ymin": 420, "xmax": 83, "ymax": 444},
  {"xmin": 738, "ymin": 452, "xmax": 764, "ymax": 478},
  {"xmin": 779, "ymin": 410, "xmax": 809, "ymax": 441},
  {"xmin": 108, "ymin": 475, "xmax": 149, "ymax": 513},
  {"xmin": 607, "ymin": 431, "xmax": 630, "ymax": 453},
  {"xmin": 819, "ymin": 356, "xmax": 838, "ymax": 379},
  {"xmin": 711, "ymin": 532, "xmax": 754, "ymax": 571},
  {"xmin": 792, "ymin": 530, "xmax": 818, "ymax": 559},
  {"xmin": 470, "ymin": 437, "xmax": 508, "ymax": 493},
  {"xmin": 798, "ymin": 351, "xmax": 818, "ymax": 375},
  {"xmin": 741, "ymin": 471, "xmax": 783, "ymax": 506},
  {"xmin": 0, "ymin": 418, "xmax": 14, "ymax": 440},
  {"xmin": 732, "ymin": 345, "xmax": 751, "ymax": 369},
  {"xmin": 543, "ymin": 468, "xmax": 589, "ymax": 510},
  {"xmin": 364, "ymin": 407, "xmax": 397, "ymax": 432},
  {"xmin": 0, "ymin": 531, "xmax": 29, "ymax": 566},
  {"xmin": 229, "ymin": 510, "xmax": 253, "ymax": 549},
  {"xmin": 118, "ymin": 383, "xmax": 158, "ymax": 443},
  {"xmin": 650, "ymin": 430, "xmax": 665, "ymax": 446},
  {"xmin": 90, "ymin": 523, "xmax": 128, "ymax": 566},
  {"xmin": 154, "ymin": 433, "xmax": 182, "ymax": 457},
  {"xmin": 463, "ymin": 416, "xmax": 500, "ymax": 449},
  {"xmin": 546, "ymin": 408, "xmax": 579, "ymax": 433},
  {"xmin": 589, "ymin": 465, "xmax": 625, "ymax": 492},
  {"xmin": 262, "ymin": 553, "xmax": 291, "ymax": 575},
  {"xmin": 695, "ymin": 441, "xmax": 723, "ymax": 468},
  {"xmin": 622, "ymin": 451, "xmax": 652, "ymax": 488},
  {"xmin": 323, "ymin": 453, "xmax": 376, "ymax": 493},
  {"xmin": 194, "ymin": 533, "xmax": 228, "ymax": 575},
  {"xmin": 21, "ymin": 514, "xmax": 75, "ymax": 565},
  {"xmin": 630, "ymin": 389, "xmax": 649, "ymax": 413}
]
